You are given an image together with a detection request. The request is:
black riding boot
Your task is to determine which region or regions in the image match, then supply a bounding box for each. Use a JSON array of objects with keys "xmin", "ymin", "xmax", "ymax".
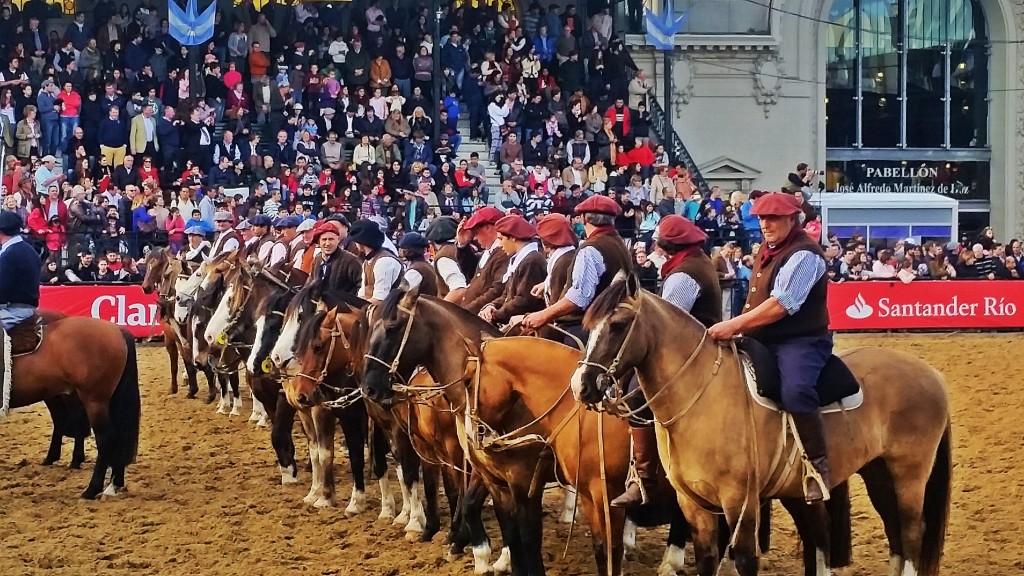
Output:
[
  {"xmin": 611, "ymin": 426, "xmax": 660, "ymax": 508},
  {"xmin": 791, "ymin": 412, "xmax": 832, "ymax": 503}
]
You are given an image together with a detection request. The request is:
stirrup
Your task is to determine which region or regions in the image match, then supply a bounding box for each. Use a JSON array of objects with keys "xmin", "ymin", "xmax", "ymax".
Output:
[
  {"xmin": 623, "ymin": 460, "xmax": 650, "ymax": 505},
  {"xmin": 800, "ymin": 455, "xmax": 830, "ymax": 503}
]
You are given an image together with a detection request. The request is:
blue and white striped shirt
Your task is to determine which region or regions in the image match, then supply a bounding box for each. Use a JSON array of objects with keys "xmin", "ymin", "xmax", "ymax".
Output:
[
  {"xmin": 770, "ymin": 250, "xmax": 827, "ymax": 314},
  {"xmin": 565, "ymin": 246, "xmax": 606, "ymax": 309},
  {"xmin": 661, "ymin": 271, "xmax": 700, "ymax": 313}
]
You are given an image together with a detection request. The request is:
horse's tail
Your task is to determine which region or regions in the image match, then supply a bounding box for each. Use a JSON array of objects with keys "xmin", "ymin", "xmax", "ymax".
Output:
[
  {"xmin": 827, "ymin": 481, "xmax": 852, "ymax": 567},
  {"xmin": 919, "ymin": 420, "xmax": 952, "ymax": 575},
  {"xmin": 108, "ymin": 328, "xmax": 142, "ymax": 467}
]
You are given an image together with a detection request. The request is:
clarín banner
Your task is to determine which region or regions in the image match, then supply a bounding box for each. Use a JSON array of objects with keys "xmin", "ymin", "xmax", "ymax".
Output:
[
  {"xmin": 828, "ymin": 280, "xmax": 1024, "ymax": 330},
  {"xmin": 40, "ymin": 285, "xmax": 162, "ymax": 339}
]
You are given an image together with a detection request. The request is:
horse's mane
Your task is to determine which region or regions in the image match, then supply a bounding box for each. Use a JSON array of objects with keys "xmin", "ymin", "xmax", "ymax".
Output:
[
  {"xmin": 378, "ymin": 288, "xmax": 407, "ymax": 321},
  {"xmin": 378, "ymin": 288, "xmax": 500, "ymax": 337},
  {"xmin": 296, "ymin": 309, "xmax": 329, "ymax": 352},
  {"xmin": 583, "ymin": 276, "xmax": 633, "ymax": 330}
]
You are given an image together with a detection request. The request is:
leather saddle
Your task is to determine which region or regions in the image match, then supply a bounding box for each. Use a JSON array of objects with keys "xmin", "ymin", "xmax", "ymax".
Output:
[
  {"xmin": 734, "ymin": 337, "xmax": 861, "ymax": 410},
  {"xmin": 6, "ymin": 315, "xmax": 44, "ymax": 356}
]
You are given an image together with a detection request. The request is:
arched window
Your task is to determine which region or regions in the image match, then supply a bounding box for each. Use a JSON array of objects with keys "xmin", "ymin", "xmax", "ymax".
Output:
[{"xmin": 826, "ymin": 0, "xmax": 988, "ymax": 149}]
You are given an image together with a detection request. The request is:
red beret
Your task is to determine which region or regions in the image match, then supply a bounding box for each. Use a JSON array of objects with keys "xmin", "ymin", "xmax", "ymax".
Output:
[
  {"xmin": 574, "ymin": 195, "xmax": 623, "ymax": 217},
  {"xmin": 494, "ymin": 215, "xmax": 537, "ymax": 240},
  {"xmin": 750, "ymin": 193, "xmax": 803, "ymax": 216},
  {"xmin": 311, "ymin": 220, "xmax": 344, "ymax": 243},
  {"xmin": 463, "ymin": 206, "xmax": 504, "ymax": 230},
  {"xmin": 657, "ymin": 215, "xmax": 707, "ymax": 246},
  {"xmin": 536, "ymin": 214, "xmax": 578, "ymax": 247}
]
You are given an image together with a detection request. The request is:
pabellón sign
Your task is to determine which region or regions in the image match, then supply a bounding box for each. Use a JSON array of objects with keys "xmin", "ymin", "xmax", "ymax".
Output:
[{"xmin": 825, "ymin": 160, "xmax": 988, "ymax": 201}]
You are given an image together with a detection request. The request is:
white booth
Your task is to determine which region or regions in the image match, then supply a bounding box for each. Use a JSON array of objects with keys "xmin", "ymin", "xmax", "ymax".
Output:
[{"xmin": 810, "ymin": 192, "xmax": 959, "ymax": 250}]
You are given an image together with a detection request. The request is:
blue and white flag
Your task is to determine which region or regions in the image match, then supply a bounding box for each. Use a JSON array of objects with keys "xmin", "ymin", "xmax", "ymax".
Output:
[
  {"xmin": 169, "ymin": 0, "xmax": 217, "ymax": 47},
  {"xmin": 645, "ymin": 7, "xmax": 688, "ymax": 51}
]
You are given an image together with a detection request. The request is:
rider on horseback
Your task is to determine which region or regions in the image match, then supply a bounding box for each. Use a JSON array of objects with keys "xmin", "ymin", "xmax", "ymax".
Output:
[
  {"xmin": 708, "ymin": 193, "xmax": 833, "ymax": 502},
  {"xmin": 0, "ymin": 211, "xmax": 41, "ymax": 332}
]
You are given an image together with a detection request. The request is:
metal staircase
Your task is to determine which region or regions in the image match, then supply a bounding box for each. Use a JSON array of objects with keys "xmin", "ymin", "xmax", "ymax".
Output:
[{"xmin": 649, "ymin": 97, "xmax": 712, "ymax": 197}]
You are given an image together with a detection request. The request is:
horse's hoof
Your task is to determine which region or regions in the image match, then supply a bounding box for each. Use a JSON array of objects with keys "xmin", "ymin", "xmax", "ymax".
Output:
[
  {"xmin": 394, "ymin": 510, "xmax": 410, "ymax": 526},
  {"xmin": 102, "ymin": 483, "xmax": 126, "ymax": 498},
  {"xmin": 303, "ymin": 492, "xmax": 318, "ymax": 505},
  {"xmin": 405, "ymin": 530, "xmax": 423, "ymax": 543},
  {"xmin": 445, "ymin": 550, "xmax": 463, "ymax": 563},
  {"xmin": 229, "ymin": 408, "xmax": 241, "ymax": 416},
  {"xmin": 256, "ymin": 415, "xmax": 270, "ymax": 428},
  {"xmin": 170, "ymin": 384, "xmax": 178, "ymax": 395},
  {"xmin": 491, "ymin": 547, "xmax": 512, "ymax": 575},
  {"xmin": 204, "ymin": 393, "xmax": 216, "ymax": 404},
  {"xmin": 313, "ymin": 497, "xmax": 333, "ymax": 509},
  {"xmin": 419, "ymin": 529, "xmax": 438, "ymax": 543},
  {"xmin": 41, "ymin": 458, "xmax": 57, "ymax": 466},
  {"xmin": 471, "ymin": 544, "xmax": 492, "ymax": 575},
  {"xmin": 280, "ymin": 471, "xmax": 299, "ymax": 485},
  {"xmin": 80, "ymin": 487, "xmax": 102, "ymax": 500},
  {"xmin": 185, "ymin": 391, "xmax": 198, "ymax": 399},
  {"xmin": 345, "ymin": 489, "xmax": 367, "ymax": 516},
  {"xmin": 69, "ymin": 461, "xmax": 84, "ymax": 470}
]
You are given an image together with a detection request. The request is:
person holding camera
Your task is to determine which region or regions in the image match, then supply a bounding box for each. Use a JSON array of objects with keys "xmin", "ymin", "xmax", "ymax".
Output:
[{"xmin": 785, "ymin": 162, "xmax": 818, "ymax": 200}]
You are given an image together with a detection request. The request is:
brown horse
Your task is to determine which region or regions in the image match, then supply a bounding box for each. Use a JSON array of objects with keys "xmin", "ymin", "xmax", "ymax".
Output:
[
  {"xmin": 9, "ymin": 316, "xmax": 141, "ymax": 499},
  {"xmin": 288, "ymin": 301, "xmax": 489, "ymax": 555},
  {"xmin": 573, "ymin": 276, "xmax": 951, "ymax": 576},
  {"xmin": 188, "ymin": 250, "xmax": 243, "ymax": 412},
  {"xmin": 140, "ymin": 247, "xmax": 216, "ymax": 400}
]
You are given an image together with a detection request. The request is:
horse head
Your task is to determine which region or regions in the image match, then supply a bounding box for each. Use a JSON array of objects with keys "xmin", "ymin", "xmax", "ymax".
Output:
[
  {"xmin": 362, "ymin": 283, "xmax": 424, "ymax": 406},
  {"xmin": 571, "ymin": 273, "xmax": 648, "ymax": 406},
  {"xmin": 204, "ymin": 263, "xmax": 251, "ymax": 352},
  {"xmin": 285, "ymin": 302, "xmax": 366, "ymax": 409},
  {"xmin": 140, "ymin": 247, "xmax": 170, "ymax": 295},
  {"xmin": 247, "ymin": 287, "xmax": 295, "ymax": 375}
]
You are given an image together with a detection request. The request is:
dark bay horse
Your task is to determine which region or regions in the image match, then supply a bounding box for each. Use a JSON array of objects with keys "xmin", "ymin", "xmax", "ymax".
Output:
[
  {"xmin": 574, "ymin": 276, "xmax": 950, "ymax": 576},
  {"xmin": 141, "ymin": 247, "xmax": 216, "ymax": 400},
  {"xmin": 8, "ymin": 317, "xmax": 140, "ymax": 499}
]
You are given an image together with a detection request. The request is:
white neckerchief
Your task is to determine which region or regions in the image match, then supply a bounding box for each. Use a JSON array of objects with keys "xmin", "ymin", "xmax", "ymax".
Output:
[
  {"xmin": 502, "ymin": 242, "xmax": 539, "ymax": 283},
  {"xmin": 543, "ymin": 245, "xmax": 574, "ymax": 295},
  {"xmin": 477, "ymin": 237, "xmax": 502, "ymax": 269},
  {"xmin": 0, "ymin": 235, "xmax": 24, "ymax": 258}
]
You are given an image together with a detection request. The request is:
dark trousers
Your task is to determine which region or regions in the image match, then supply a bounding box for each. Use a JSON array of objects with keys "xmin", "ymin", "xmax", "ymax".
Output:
[{"xmin": 768, "ymin": 334, "xmax": 833, "ymax": 414}]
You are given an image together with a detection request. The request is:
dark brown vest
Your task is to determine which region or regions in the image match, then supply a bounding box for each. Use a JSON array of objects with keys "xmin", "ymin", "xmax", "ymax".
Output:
[
  {"xmin": 744, "ymin": 233, "xmax": 829, "ymax": 341},
  {"xmin": 559, "ymin": 232, "xmax": 631, "ymax": 320},
  {"xmin": 489, "ymin": 250, "xmax": 547, "ymax": 324},
  {"xmin": 462, "ymin": 246, "xmax": 510, "ymax": 314},
  {"xmin": 408, "ymin": 259, "xmax": 440, "ymax": 297},
  {"xmin": 663, "ymin": 251, "xmax": 722, "ymax": 328},
  {"xmin": 432, "ymin": 243, "xmax": 461, "ymax": 298},
  {"xmin": 362, "ymin": 249, "xmax": 402, "ymax": 300},
  {"xmin": 546, "ymin": 247, "xmax": 576, "ymax": 305},
  {"xmin": 247, "ymin": 232, "xmax": 274, "ymax": 258},
  {"xmin": 211, "ymin": 229, "xmax": 240, "ymax": 255}
]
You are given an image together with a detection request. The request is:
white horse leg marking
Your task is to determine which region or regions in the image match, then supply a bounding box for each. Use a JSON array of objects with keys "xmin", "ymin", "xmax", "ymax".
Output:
[
  {"xmin": 901, "ymin": 562, "xmax": 919, "ymax": 576},
  {"xmin": 216, "ymin": 391, "xmax": 229, "ymax": 415},
  {"xmin": 230, "ymin": 393, "xmax": 243, "ymax": 417},
  {"xmin": 657, "ymin": 544, "xmax": 687, "ymax": 576},
  {"xmin": 313, "ymin": 444, "xmax": 334, "ymax": 508},
  {"xmin": 394, "ymin": 465, "xmax": 412, "ymax": 526},
  {"xmin": 471, "ymin": 543, "xmax": 493, "ymax": 575},
  {"xmin": 249, "ymin": 387, "xmax": 261, "ymax": 422},
  {"xmin": 280, "ymin": 464, "xmax": 299, "ymax": 485},
  {"xmin": 303, "ymin": 440, "xmax": 322, "ymax": 505},
  {"xmin": 491, "ymin": 546, "xmax": 512, "ymax": 574},
  {"xmin": 378, "ymin": 475, "xmax": 396, "ymax": 521},
  {"xmin": 888, "ymin": 555, "xmax": 904, "ymax": 576},
  {"xmin": 560, "ymin": 486, "xmax": 577, "ymax": 523},
  {"xmin": 345, "ymin": 485, "xmax": 367, "ymax": 516},
  {"xmin": 405, "ymin": 481, "xmax": 427, "ymax": 537},
  {"xmin": 815, "ymin": 548, "xmax": 831, "ymax": 576},
  {"xmin": 623, "ymin": 516, "xmax": 637, "ymax": 549}
]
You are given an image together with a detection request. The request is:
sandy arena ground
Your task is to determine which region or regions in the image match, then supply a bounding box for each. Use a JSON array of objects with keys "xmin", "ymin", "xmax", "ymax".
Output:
[{"xmin": 0, "ymin": 333, "xmax": 1020, "ymax": 575}]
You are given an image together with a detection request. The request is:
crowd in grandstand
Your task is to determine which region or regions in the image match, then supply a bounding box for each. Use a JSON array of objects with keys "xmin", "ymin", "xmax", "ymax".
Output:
[{"xmin": 0, "ymin": 0, "xmax": 1014, "ymax": 297}]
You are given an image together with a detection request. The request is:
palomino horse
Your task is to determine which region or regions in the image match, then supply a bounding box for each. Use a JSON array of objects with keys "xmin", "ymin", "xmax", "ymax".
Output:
[
  {"xmin": 140, "ymin": 247, "xmax": 216, "ymax": 400},
  {"xmin": 7, "ymin": 317, "xmax": 140, "ymax": 498},
  {"xmin": 289, "ymin": 301, "xmax": 488, "ymax": 553},
  {"xmin": 265, "ymin": 285, "xmax": 392, "ymax": 516},
  {"xmin": 573, "ymin": 276, "xmax": 951, "ymax": 576}
]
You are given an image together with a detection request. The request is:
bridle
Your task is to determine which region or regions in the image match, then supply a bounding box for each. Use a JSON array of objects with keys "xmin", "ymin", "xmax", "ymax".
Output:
[
  {"xmin": 292, "ymin": 309, "xmax": 364, "ymax": 410},
  {"xmin": 575, "ymin": 298, "xmax": 645, "ymax": 396},
  {"xmin": 363, "ymin": 301, "xmax": 418, "ymax": 387}
]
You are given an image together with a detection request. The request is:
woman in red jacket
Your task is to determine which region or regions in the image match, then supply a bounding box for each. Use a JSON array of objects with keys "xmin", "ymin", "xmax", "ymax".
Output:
[{"xmin": 165, "ymin": 206, "xmax": 186, "ymax": 254}]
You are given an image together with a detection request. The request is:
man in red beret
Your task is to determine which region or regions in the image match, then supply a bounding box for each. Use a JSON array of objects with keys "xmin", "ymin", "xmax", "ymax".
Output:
[
  {"xmin": 309, "ymin": 220, "xmax": 362, "ymax": 294},
  {"xmin": 610, "ymin": 214, "xmax": 724, "ymax": 508},
  {"xmin": 457, "ymin": 206, "xmax": 511, "ymax": 314},
  {"xmin": 520, "ymin": 195, "xmax": 631, "ymax": 340},
  {"xmin": 478, "ymin": 215, "xmax": 546, "ymax": 325},
  {"xmin": 530, "ymin": 214, "xmax": 579, "ymax": 305},
  {"xmin": 708, "ymin": 192, "xmax": 833, "ymax": 503}
]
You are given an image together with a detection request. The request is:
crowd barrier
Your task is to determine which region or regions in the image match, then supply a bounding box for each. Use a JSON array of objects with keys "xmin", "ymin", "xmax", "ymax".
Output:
[
  {"xmin": 38, "ymin": 280, "xmax": 1024, "ymax": 337},
  {"xmin": 40, "ymin": 284, "xmax": 161, "ymax": 339}
]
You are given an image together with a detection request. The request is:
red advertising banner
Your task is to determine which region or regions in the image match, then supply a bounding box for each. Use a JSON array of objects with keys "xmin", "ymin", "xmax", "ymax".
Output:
[
  {"xmin": 828, "ymin": 280, "xmax": 1024, "ymax": 330},
  {"xmin": 39, "ymin": 285, "xmax": 162, "ymax": 339}
]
